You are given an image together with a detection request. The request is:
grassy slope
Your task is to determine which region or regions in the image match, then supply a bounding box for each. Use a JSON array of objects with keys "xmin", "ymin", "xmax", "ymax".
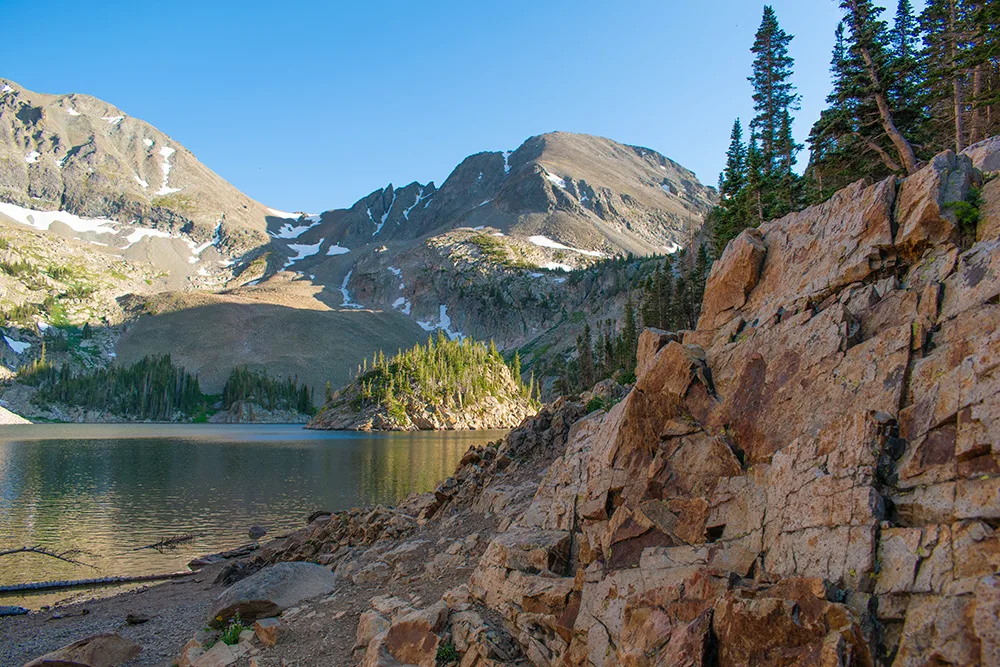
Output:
[{"xmin": 115, "ymin": 279, "xmax": 428, "ymax": 395}]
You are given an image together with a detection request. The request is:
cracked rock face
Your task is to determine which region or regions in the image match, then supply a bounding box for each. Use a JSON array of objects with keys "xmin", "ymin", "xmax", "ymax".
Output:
[
  {"xmin": 456, "ymin": 148, "xmax": 1000, "ymax": 667},
  {"xmin": 257, "ymin": 146, "xmax": 1000, "ymax": 666}
]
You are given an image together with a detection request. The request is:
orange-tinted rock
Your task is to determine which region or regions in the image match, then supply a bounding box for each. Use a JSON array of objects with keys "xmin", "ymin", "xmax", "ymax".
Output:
[
  {"xmin": 713, "ymin": 582, "xmax": 872, "ymax": 667},
  {"xmin": 23, "ymin": 633, "xmax": 141, "ymax": 667},
  {"xmin": 698, "ymin": 227, "xmax": 766, "ymax": 330}
]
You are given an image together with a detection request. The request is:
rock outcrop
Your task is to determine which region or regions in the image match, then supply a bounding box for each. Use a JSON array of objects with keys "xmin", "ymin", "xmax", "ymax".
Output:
[
  {"xmin": 443, "ymin": 148, "xmax": 997, "ymax": 666},
  {"xmin": 264, "ymin": 147, "xmax": 1000, "ymax": 667}
]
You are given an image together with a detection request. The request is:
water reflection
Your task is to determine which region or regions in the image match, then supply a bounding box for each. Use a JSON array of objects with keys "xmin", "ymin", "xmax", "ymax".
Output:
[{"xmin": 0, "ymin": 424, "xmax": 502, "ymax": 598}]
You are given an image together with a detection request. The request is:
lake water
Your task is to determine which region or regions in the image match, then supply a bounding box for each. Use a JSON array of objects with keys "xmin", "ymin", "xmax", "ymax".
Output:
[{"xmin": 0, "ymin": 424, "xmax": 503, "ymax": 607}]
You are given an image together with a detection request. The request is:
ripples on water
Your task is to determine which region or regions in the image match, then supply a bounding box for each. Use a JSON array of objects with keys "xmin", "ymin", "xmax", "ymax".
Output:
[{"xmin": 0, "ymin": 424, "xmax": 504, "ymax": 607}]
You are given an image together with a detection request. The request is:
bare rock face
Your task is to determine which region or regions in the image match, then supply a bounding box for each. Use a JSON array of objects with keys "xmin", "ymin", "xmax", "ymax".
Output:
[
  {"xmin": 451, "ymin": 149, "xmax": 1000, "ymax": 666},
  {"xmin": 247, "ymin": 147, "xmax": 999, "ymax": 666},
  {"xmin": 895, "ymin": 150, "xmax": 978, "ymax": 261}
]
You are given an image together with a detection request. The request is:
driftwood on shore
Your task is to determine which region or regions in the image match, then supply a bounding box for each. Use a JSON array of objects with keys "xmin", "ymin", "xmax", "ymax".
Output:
[
  {"xmin": 0, "ymin": 545, "xmax": 96, "ymax": 568},
  {"xmin": 0, "ymin": 571, "xmax": 196, "ymax": 594},
  {"xmin": 132, "ymin": 534, "xmax": 203, "ymax": 553}
]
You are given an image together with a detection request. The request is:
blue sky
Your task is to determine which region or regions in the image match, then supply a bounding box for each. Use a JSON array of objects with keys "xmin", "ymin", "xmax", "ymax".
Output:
[{"xmin": 7, "ymin": 1, "xmax": 918, "ymax": 212}]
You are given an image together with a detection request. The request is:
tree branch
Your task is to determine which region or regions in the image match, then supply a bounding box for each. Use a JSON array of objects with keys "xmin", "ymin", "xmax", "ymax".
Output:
[
  {"xmin": 852, "ymin": 132, "xmax": 903, "ymax": 172},
  {"xmin": 0, "ymin": 545, "xmax": 97, "ymax": 569}
]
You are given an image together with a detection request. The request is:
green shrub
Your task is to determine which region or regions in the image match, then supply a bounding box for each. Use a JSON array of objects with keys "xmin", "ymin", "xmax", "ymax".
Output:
[
  {"xmin": 62, "ymin": 283, "xmax": 95, "ymax": 300},
  {"xmin": 436, "ymin": 641, "xmax": 459, "ymax": 661},
  {"xmin": 946, "ymin": 186, "xmax": 982, "ymax": 249},
  {"xmin": 0, "ymin": 260, "xmax": 34, "ymax": 276},
  {"xmin": 585, "ymin": 396, "xmax": 607, "ymax": 413},
  {"xmin": 219, "ymin": 613, "xmax": 248, "ymax": 646}
]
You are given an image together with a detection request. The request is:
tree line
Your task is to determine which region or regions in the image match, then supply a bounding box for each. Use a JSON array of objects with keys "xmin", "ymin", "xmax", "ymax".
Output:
[
  {"xmin": 222, "ymin": 366, "xmax": 315, "ymax": 415},
  {"xmin": 714, "ymin": 0, "xmax": 999, "ymax": 252},
  {"xmin": 18, "ymin": 353, "xmax": 317, "ymax": 420},
  {"xmin": 20, "ymin": 353, "xmax": 204, "ymax": 421},
  {"xmin": 547, "ymin": 246, "xmax": 711, "ymax": 395},
  {"xmin": 347, "ymin": 332, "xmax": 539, "ymax": 421}
]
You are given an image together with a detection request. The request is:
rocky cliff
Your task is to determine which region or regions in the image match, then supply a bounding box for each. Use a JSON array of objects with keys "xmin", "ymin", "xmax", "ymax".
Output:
[{"xmin": 245, "ymin": 142, "xmax": 1000, "ymax": 666}]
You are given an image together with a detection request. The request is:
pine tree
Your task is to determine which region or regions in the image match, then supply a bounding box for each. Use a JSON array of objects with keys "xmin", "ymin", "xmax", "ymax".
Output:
[
  {"xmin": 964, "ymin": 0, "xmax": 1000, "ymax": 141},
  {"xmin": 578, "ymin": 323, "xmax": 595, "ymax": 390},
  {"xmin": 714, "ymin": 119, "xmax": 750, "ymax": 253},
  {"xmin": 749, "ymin": 6, "xmax": 800, "ymax": 175},
  {"xmin": 622, "ymin": 296, "xmax": 638, "ymax": 371},
  {"xmin": 841, "ymin": 0, "xmax": 920, "ymax": 174}
]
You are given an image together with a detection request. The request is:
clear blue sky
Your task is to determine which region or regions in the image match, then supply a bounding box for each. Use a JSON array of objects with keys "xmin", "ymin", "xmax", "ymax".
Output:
[{"xmin": 7, "ymin": 0, "xmax": 918, "ymax": 212}]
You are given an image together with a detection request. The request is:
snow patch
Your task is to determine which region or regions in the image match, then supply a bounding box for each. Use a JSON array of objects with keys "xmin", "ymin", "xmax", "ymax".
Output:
[
  {"xmin": 543, "ymin": 170, "xmax": 566, "ymax": 189},
  {"xmin": 124, "ymin": 227, "xmax": 174, "ymax": 246},
  {"xmin": 190, "ymin": 221, "xmax": 223, "ymax": 257},
  {"xmin": 541, "ymin": 261, "xmax": 574, "ymax": 272},
  {"xmin": 663, "ymin": 242, "xmax": 681, "ymax": 254},
  {"xmin": 387, "ymin": 266, "xmax": 402, "ymax": 278},
  {"xmin": 25, "ymin": 151, "xmax": 40, "ymax": 164},
  {"xmin": 1, "ymin": 84, "xmax": 12, "ymax": 93},
  {"xmin": 392, "ymin": 297, "xmax": 412, "ymax": 315},
  {"xmin": 417, "ymin": 305, "xmax": 464, "ymax": 340},
  {"xmin": 155, "ymin": 146, "xmax": 181, "ymax": 195},
  {"xmin": 266, "ymin": 207, "xmax": 320, "ymax": 220},
  {"xmin": 326, "ymin": 244, "xmax": 350, "ymax": 256},
  {"xmin": 143, "ymin": 138, "xmax": 154, "ymax": 148},
  {"xmin": 503, "ymin": 150, "xmax": 512, "ymax": 175},
  {"xmin": 528, "ymin": 235, "xmax": 604, "ymax": 257},
  {"xmin": 0, "ymin": 201, "xmax": 117, "ymax": 235},
  {"xmin": 54, "ymin": 156, "xmax": 67, "ymax": 169},
  {"xmin": 479, "ymin": 199, "xmax": 491, "ymax": 207},
  {"xmin": 339, "ymin": 270, "xmax": 362, "ymax": 309},
  {"xmin": 3, "ymin": 336, "xmax": 31, "ymax": 354},
  {"xmin": 402, "ymin": 187, "xmax": 424, "ymax": 220},
  {"xmin": 271, "ymin": 220, "xmax": 320, "ymax": 239},
  {"xmin": 103, "ymin": 115, "xmax": 124, "ymax": 126},
  {"xmin": 282, "ymin": 238, "xmax": 325, "ymax": 268},
  {"xmin": 135, "ymin": 174, "xmax": 149, "ymax": 189},
  {"xmin": 373, "ymin": 191, "xmax": 397, "ymax": 237},
  {"xmin": 67, "ymin": 107, "xmax": 81, "ymax": 116}
]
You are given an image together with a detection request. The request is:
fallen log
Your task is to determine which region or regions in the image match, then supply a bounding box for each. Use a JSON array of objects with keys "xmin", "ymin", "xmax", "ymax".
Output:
[
  {"xmin": 0, "ymin": 605, "xmax": 29, "ymax": 616},
  {"xmin": 0, "ymin": 571, "xmax": 195, "ymax": 594},
  {"xmin": 132, "ymin": 534, "xmax": 203, "ymax": 552}
]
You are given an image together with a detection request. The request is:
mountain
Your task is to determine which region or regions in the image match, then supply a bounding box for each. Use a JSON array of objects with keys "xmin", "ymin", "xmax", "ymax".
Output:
[
  {"xmin": 265, "ymin": 132, "xmax": 715, "ymax": 349},
  {"xmin": 0, "ymin": 78, "xmax": 282, "ymax": 280},
  {"xmin": 0, "ymin": 79, "xmax": 716, "ymax": 415}
]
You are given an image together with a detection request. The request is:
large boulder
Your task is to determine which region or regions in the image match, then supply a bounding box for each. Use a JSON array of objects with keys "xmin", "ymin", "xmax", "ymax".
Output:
[
  {"xmin": 209, "ymin": 561, "xmax": 336, "ymax": 627},
  {"xmin": 964, "ymin": 135, "xmax": 1000, "ymax": 172},
  {"xmin": 22, "ymin": 633, "xmax": 141, "ymax": 667},
  {"xmin": 896, "ymin": 150, "xmax": 978, "ymax": 260}
]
